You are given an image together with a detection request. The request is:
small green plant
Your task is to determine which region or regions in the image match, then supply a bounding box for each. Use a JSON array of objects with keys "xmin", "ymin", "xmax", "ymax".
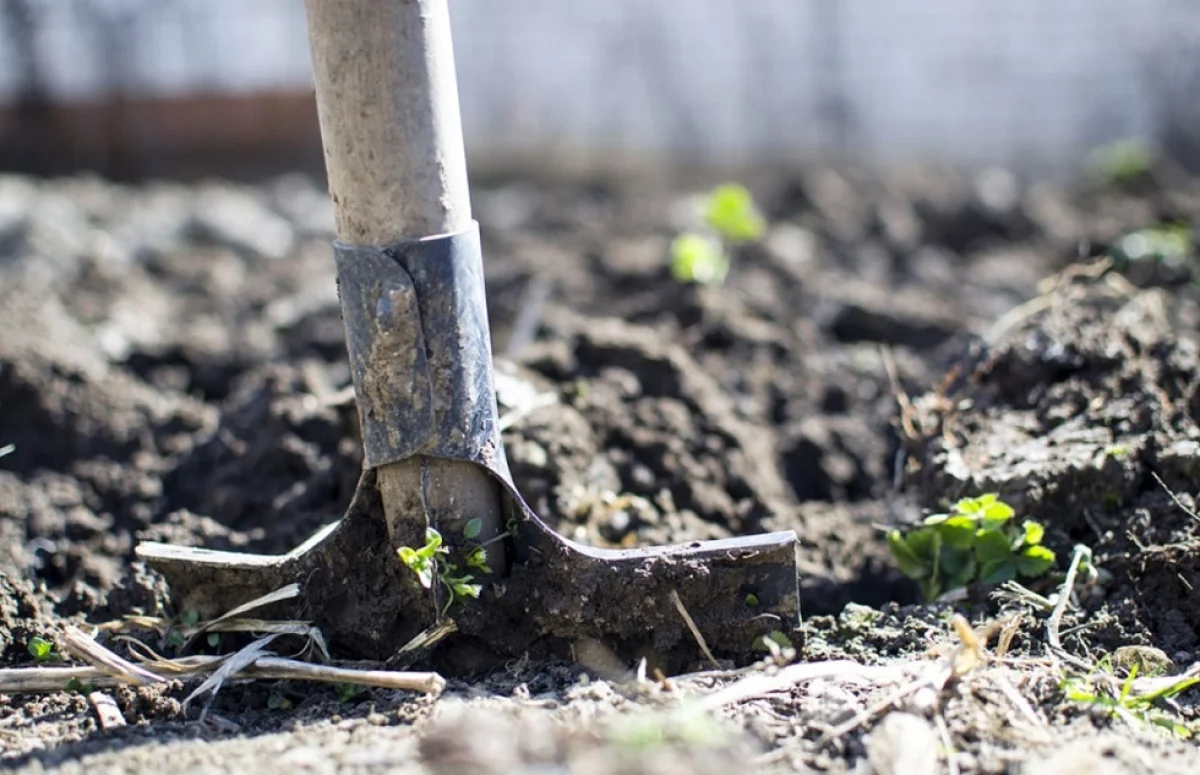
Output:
[
  {"xmin": 1063, "ymin": 657, "xmax": 1199, "ymax": 739},
  {"xmin": 66, "ymin": 677, "xmax": 94, "ymax": 694},
  {"xmin": 27, "ymin": 636, "xmax": 61, "ymax": 663},
  {"xmin": 1113, "ymin": 223, "xmax": 1192, "ymax": 269},
  {"xmin": 166, "ymin": 608, "xmax": 201, "ymax": 651},
  {"xmin": 1088, "ymin": 138, "xmax": 1155, "ymax": 185},
  {"xmin": 397, "ymin": 525, "xmax": 492, "ymax": 616},
  {"xmin": 888, "ymin": 494, "xmax": 1056, "ymax": 601},
  {"xmin": 670, "ymin": 183, "xmax": 766, "ymax": 285},
  {"xmin": 267, "ymin": 691, "xmax": 293, "ymax": 711},
  {"xmin": 336, "ymin": 682, "xmax": 366, "ymax": 703}
]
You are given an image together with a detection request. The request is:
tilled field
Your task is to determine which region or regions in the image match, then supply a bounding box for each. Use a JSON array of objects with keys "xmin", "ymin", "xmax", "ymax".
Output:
[{"xmin": 1, "ymin": 164, "xmax": 1200, "ymax": 773}]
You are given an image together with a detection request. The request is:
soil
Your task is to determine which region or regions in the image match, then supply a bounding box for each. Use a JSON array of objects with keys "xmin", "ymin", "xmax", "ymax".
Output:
[{"xmin": 2, "ymin": 163, "xmax": 1200, "ymax": 773}]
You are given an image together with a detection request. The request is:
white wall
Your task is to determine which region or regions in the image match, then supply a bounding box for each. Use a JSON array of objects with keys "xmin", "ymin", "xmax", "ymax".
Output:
[{"xmin": 0, "ymin": 0, "xmax": 1195, "ymax": 176}]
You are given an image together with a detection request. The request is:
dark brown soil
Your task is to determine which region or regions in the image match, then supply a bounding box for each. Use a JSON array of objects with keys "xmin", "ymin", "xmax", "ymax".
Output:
[{"xmin": 2, "ymin": 164, "xmax": 1200, "ymax": 772}]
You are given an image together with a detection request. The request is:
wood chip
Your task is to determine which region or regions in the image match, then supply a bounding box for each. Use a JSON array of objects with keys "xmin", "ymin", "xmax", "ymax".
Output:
[{"xmin": 87, "ymin": 691, "xmax": 127, "ymax": 730}]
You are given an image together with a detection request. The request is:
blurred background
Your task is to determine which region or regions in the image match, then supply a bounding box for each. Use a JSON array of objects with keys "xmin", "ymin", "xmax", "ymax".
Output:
[{"xmin": 1, "ymin": 0, "xmax": 1198, "ymax": 181}]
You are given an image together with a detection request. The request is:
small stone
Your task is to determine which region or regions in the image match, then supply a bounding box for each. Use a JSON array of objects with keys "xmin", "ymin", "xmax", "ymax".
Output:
[{"xmin": 863, "ymin": 712, "xmax": 939, "ymax": 775}]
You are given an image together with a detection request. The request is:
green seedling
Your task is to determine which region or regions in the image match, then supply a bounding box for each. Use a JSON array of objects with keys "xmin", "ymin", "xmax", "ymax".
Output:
[
  {"xmin": 397, "ymin": 525, "xmax": 490, "ymax": 616},
  {"xmin": 888, "ymin": 493, "xmax": 1056, "ymax": 601},
  {"xmin": 336, "ymin": 682, "xmax": 366, "ymax": 703},
  {"xmin": 671, "ymin": 233, "xmax": 728, "ymax": 286},
  {"xmin": 1113, "ymin": 223, "xmax": 1192, "ymax": 269},
  {"xmin": 166, "ymin": 608, "xmax": 202, "ymax": 651},
  {"xmin": 66, "ymin": 677, "xmax": 94, "ymax": 694},
  {"xmin": 671, "ymin": 183, "xmax": 766, "ymax": 286},
  {"xmin": 27, "ymin": 636, "xmax": 61, "ymax": 663},
  {"xmin": 1088, "ymin": 138, "xmax": 1155, "ymax": 185},
  {"xmin": 753, "ymin": 630, "xmax": 794, "ymax": 653},
  {"xmin": 1062, "ymin": 658, "xmax": 1199, "ymax": 739},
  {"xmin": 267, "ymin": 691, "xmax": 293, "ymax": 711},
  {"xmin": 703, "ymin": 183, "xmax": 766, "ymax": 243}
]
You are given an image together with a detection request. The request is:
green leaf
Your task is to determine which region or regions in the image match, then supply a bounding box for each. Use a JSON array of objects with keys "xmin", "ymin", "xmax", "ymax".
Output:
[
  {"xmin": 973, "ymin": 529, "xmax": 1014, "ymax": 563},
  {"xmin": 936, "ymin": 516, "xmax": 978, "ymax": 549},
  {"xmin": 888, "ymin": 530, "xmax": 931, "ymax": 579},
  {"xmin": 27, "ymin": 636, "xmax": 54, "ymax": 661},
  {"xmin": 1021, "ymin": 520, "xmax": 1046, "ymax": 547},
  {"xmin": 462, "ymin": 518, "xmax": 483, "ymax": 540},
  {"xmin": 703, "ymin": 184, "xmax": 766, "ymax": 243},
  {"xmin": 904, "ymin": 527, "xmax": 938, "ymax": 560},
  {"xmin": 1017, "ymin": 545, "xmax": 1056, "ymax": 577},
  {"xmin": 979, "ymin": 558, "xmax": 1017, "ymax": 584},
  {"xmin": 415, "ymin": 563, "xmax": 435, "ymax": 589},
  {"xmin": 939, "ymin": 546, "xmax": 975, "ymax": 577},
  {"xmin": 398, "ymin": 546, "xmax": 420, "ymax": 567},
  {"xmin": 466, "ymin": 546, "xmax": 491, "ymax": 573},
  {"xmin": 943, "ymin": 563, "xmax": 978, "ymax": 593},
  {"xmin": 981, "ymin": 499, "xmax": 1015, "ymax": 522},
  {"xmin": 451, "ymin": 580, "xmax": 482, "ymax": 600},
  {"xmin": 416, "ymin": 528, "xmax": 444, "ymax": 560},
  {"xmin": 670, "ymin": 232, "xmax": 729, "ymax": 285},
  {"xmin": 179, "ymin": 609, "xmax": 200, "ymax": 628},
  {"xmin": 951, "ymin": 494, "xmax": 987, "ymax": 517},
  {"xmin": 922, "ymin": 512, "xmax": 950, "ymax": 526},
  {"xmin": 206, "ymin": 633, "xmax": 220, "ymax": 648}
]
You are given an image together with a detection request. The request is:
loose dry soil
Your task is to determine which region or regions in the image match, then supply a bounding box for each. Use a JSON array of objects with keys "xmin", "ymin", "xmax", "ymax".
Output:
[{"xmin": 2, "ymin": 163, "xmax": 1200, "ymax": 773}]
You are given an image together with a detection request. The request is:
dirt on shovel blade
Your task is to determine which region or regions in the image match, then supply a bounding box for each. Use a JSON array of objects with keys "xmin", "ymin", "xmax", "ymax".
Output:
[{"xmin": 2, "ymin": 166, "xmax": 1200, "ymax": 773}]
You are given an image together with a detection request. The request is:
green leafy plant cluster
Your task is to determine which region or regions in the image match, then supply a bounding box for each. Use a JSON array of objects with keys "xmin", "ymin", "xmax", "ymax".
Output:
[
  {"xmin": 670, "ymin": 183, "xmax": 766, "ymax": 285},
  {"xmin": 1062, "ymin": 656, "xmax": 1199, "ymax": 739},
  {"xmin": 888, "ymin": 494, "xmax": 1056, "ymax": 601},
  {"xmin": 398, "ymin": 518, "xmax": 492, "ymax": 616}
]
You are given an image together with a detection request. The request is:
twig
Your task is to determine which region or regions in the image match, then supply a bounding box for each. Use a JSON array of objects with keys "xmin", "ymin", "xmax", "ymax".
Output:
[
  {"xmin": 815, "ymin": 661, "xmax": 954, "ymax": 748},
  {"xmin": 185, "ymin": 634, "xmax": 281, "ymax": 718},
  {"xmin": 669, "ymin": 590, "xmax": 720, "ymax": 670},
  {"xmin": 238, "ymin": 658, "xmax": 447, "ymax": 694},
  {"xmin": 199, "ymin": 584, "xmax": 301, "ymax": 630},
  {"xmin": 1046, "ymin": 545, "xmax": 1092, "ymax": 671},
  {"xmin": 694, "ymin": 660, "xmax": 901, "ymax": 712},
  {"xmin": 0, "ymin": 665, "xmax": 132, "ymax": 693},
  {"xmin": 62, "ymin": 627, "xmax": 165, "ymax": 687},
  {"xmin": 934, "ymin": 712, "xmax": 960, "ymax": 775},
  {"xmin": 497, "ymin": 392, "xmax": 557, "ymax": 431},
  {"xmin": 986, "ymin": 671, "xmax": 1051, "ymax": 741},
  {"xmin": 1151, "ymin": 471, "xmax": 1200, "ymax": 523},
  {"xmin": 995, "ymin": 612, "xmax": 1023, "ymax": 658},
  {"xmin": 0, "ymin": 652, "xmax": 446, "ymax": 697},
  {"xmin": 504, "ymin": 273, "xmax": 553, "ymax": 358},
  {"xmin": 879, "ymin": 345, "xmax": 918, "ymax": 440}
]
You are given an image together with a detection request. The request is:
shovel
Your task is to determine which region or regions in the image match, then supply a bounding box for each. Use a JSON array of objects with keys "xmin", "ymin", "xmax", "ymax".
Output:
[{"xmin": 135, "ymin": 0, "xmax": 800, "ymax": 670}]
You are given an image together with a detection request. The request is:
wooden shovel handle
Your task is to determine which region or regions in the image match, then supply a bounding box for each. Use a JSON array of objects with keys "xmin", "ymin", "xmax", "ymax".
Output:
[{"xmin": 304, "ymin": 0, "xmax": 472, "ymax": 243}]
